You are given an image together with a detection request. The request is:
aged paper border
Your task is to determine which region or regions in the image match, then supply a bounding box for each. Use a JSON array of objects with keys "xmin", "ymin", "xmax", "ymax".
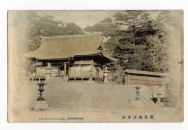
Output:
[
  {"xmin": 7, "ymin": 10, "xmax": 184, "ymax": 123},
  {"xmin": 1, "ymin": 0, "xmax": 186, "ymax": 129}
]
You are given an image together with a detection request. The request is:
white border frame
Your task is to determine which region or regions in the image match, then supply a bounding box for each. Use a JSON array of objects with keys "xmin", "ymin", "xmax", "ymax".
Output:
[{"xmin": 1, "ymin": 0, "xmax": 187, "ymax": 130}]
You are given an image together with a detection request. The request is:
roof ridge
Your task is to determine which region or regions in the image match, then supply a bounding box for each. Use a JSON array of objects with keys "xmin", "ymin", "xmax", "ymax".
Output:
[{"xmin": 125, "ymin": 69, "xmax": 167, "ymax": 76}]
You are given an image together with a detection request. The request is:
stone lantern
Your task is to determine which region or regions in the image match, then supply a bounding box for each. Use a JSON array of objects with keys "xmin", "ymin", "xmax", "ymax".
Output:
[
  {"xmin": 103, "ymin": 66, "xmax": 110, "ymax": 83},
  {"xmin": 156, "ymin": 92, "xmax": 163, "ymax": 106},
  {"xmin": 88, "ymin": 68, "xmax": 93, "ymax": 81},
  {"xmin": 87, "ymin": 68, "xmax": 94, "ymax": 83},
  {"xmin": 31, "ymin": 80, "xmax": 51, "ymax": 110},
  {"xmin": 135, "ymin": 85, "xmax": 141, "ymax": 101},
  {"xmin": 45, "ymin": 63, "xmax": 52, "ymax": 80},
  {"xmin": 37, "ymin": 81, "xmax": 46, "ymax": 101}
]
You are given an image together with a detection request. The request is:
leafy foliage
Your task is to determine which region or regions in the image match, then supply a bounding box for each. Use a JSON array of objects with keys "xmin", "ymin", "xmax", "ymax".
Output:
[
  {"xmin": 112, "ymin": 11, "xmax": 169, "ymax": 72},
  {"xmin": 85, "ymin": 11, "xmax": 169, "ymax": 73},
  {"xmin": 26, "ymin": 12, "xmax": 83, "ymax": 52},
  {"xmin": 84, "ymin": 17, "xmax": 120, "ymax": 36}
]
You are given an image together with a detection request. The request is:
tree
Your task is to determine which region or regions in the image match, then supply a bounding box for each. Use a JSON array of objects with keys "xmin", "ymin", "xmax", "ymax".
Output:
[
  {"xmin": 104, "ymin": 10, "xmax": 169, "ymax": 73},
  {"xmin": 84, "ymin": 17, "xmax": 120, "ymax": 36},
  {"xmin": 26, "ymin": 11, "xmax": 83, "ymax": 52}
]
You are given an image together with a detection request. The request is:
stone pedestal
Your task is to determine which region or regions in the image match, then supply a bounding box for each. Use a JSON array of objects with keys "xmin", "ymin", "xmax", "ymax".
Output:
[
  {"xmin": 31, "ymin": 101, "xmax": 51, "ymax": 111},
  {"xmin": 45, "ymin": 63, "xmax": 52, "ymax": 81},
  {"xmin": 103, "ymin": 67, "xmax": 110, "ymax": 83},
  {"xmin": 87, "ymin": 80, "xmax": 94, "ymax": 83},
  {"xmin": 156, "ymin": 93, "xmax": 164, "ymax": 107}
]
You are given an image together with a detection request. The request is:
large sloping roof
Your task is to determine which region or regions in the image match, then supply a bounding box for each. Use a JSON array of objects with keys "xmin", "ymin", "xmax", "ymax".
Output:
[
  {"xmin": 124, "ymin": 69, "xmax": 167, "ymax": 77},
  {"xmin": 23, "ymin": 34, "xmax": 116, "ymax": 61}
]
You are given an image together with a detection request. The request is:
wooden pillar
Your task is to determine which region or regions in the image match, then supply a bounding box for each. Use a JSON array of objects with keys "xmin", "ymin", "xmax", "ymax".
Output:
[
  {"xmin": 125, "ymin": 75, "xmax": 126, "ymax": 85},
  {"xmin": 39, "ymin": 72, "xmax": 40, "ymax": 81},
  {"xmin": 120, "ymin": 74, "xmax": 122, "ymax": 85},
  {"xmin": 68, "ymin": 61, "xmax": 70, "ymax": 82},
  {"xmin": 35, "ymin": 59, "xmax": 37, "ymax": 73},
  {"xmin": 148, "ymin": 77, "xmax": 152, "ymax": 86},
  {"xmin": 91, "ymin": 59, "xmax": 93, "ymax": 70},
  {"xmin": 91, "ymin": 59, "xmax": 93, "ymax": 80},
  {"xmin": 64, "ymin": 62, "xmax": 67, "ymax": 77},
  {"xmin": 125, "ymin": 74, "xmax": 128, "ymax": 85},
  {"xmin": 127, "ymin": 75, "xmax": 129, "ymax": 85},
  {"xmin": 138, "ymin": 75, "xmax": 140, "ymax": 85},
  {"xmin": 81, "ymin": 65, "xmax": 83, "ymax": 82},
  {"xmin": 35, "ymin": 59, "xmax": 37, "ymax": 70},
  {"xmin": 161, "ymin": 76, "xmax": 164, "ymax": 87},
  {"xmin": 35, "ymin": 59, "xmax": 37, "ymax": 81},
  {"xmin": 81, "ymin": 60, "xmax": 83, "ymax": 82},
  {"xmin": 57, "ymin": 64, "xmax": 58, "ymax": 77},
  {"xmin": 74, "ymin": 65, "xmax": 76, "ymax": 81}
]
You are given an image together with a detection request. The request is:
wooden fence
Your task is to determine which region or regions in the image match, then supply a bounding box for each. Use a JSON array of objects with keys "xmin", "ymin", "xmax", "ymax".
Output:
[{"xmin": 123, "ymin": 74, "xmax": 166, "ymax": 87}]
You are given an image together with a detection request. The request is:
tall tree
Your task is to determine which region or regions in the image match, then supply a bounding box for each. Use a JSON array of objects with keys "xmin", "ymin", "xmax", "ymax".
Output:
[{"xmin": 105, "ymin": 10, "xmax": 169, "ymax": 72}]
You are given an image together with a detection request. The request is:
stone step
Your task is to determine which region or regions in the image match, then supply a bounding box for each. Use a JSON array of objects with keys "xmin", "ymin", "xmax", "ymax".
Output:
[{"xmin": 25, "ymin": 82, "xmax": 156, "ymax": 108}]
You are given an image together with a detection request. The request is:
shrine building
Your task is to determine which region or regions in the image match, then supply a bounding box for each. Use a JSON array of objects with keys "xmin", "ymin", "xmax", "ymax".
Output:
[{"xmin": 23, "ymin": 34, "xmax": 117, "ymax": 81}]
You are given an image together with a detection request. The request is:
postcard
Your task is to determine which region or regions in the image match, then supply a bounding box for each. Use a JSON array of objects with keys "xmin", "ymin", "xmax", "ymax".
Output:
[{"xmin": 8, "ymin": 10, "xmax": 184, "ymax": 122}]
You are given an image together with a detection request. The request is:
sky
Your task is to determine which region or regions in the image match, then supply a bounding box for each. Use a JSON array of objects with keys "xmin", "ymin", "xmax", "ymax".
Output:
[
  {"xmin": 36, "ymin": 10, "xmax": 161, "ymax": 28},
  {"xmin": 36, "ymin": 10, "xmax": 119, "ymax": 28}
]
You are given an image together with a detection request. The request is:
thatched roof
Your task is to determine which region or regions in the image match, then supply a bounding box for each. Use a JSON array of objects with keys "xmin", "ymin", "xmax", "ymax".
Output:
[{"xmin": 23, "ymin": 34, "xmax": 117, "ymax": 62}]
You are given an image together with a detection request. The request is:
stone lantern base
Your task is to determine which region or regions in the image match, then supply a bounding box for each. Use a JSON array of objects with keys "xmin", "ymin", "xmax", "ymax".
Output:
[
  {"xmin": 30, "ymin": 101, "xmax": 51, "ymax": 111},
  {"xmin": 156, "ymin": 98, "xmax": 164, "ymax": 107},
  {"xmin": 87, "ymin": 80, "xmax": 94, "ymax": 83}
]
